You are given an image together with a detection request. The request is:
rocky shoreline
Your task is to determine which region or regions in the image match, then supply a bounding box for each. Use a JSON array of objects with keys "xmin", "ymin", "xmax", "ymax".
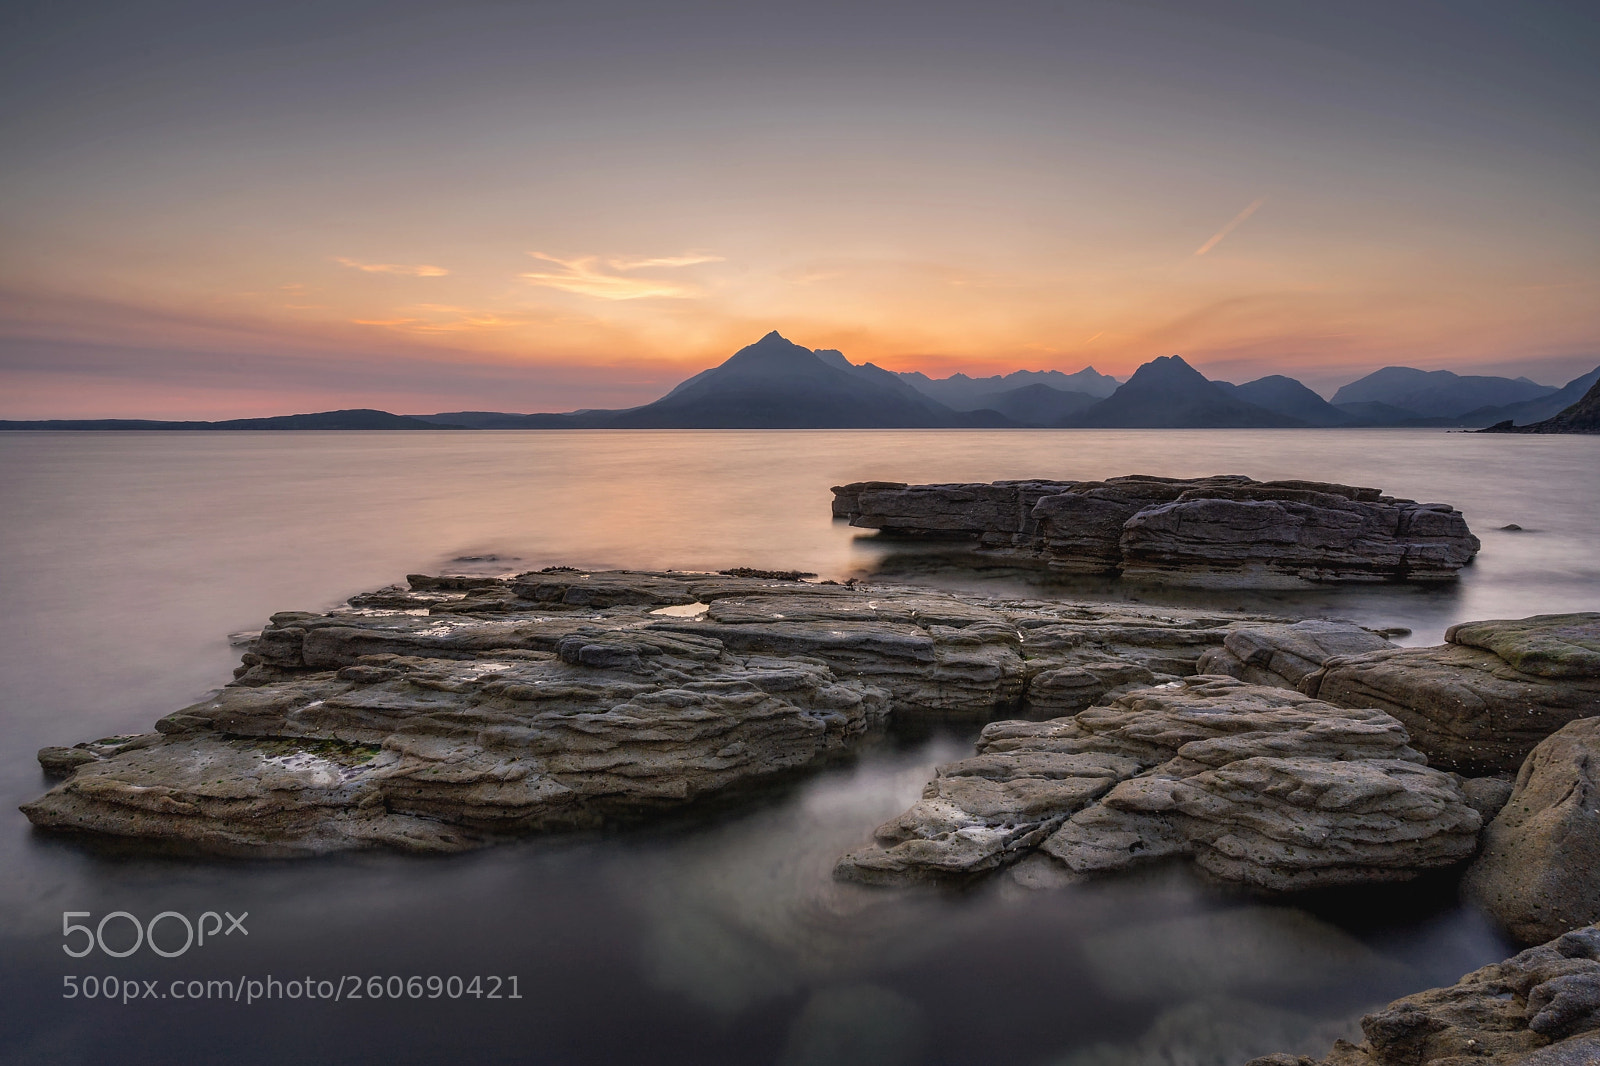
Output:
[
  {"xmin": 23, "ymin": 568, "xmax": 1292, "ymax": 854},
  {"xmin": 18, "ymin": 517, "xmax": 1600, "ymax": 1064}
]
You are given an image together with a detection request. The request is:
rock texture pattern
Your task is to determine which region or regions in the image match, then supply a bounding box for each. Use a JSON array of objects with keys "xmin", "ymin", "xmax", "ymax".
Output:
[
  {"xmin": 832, "ymin": 475, "xmax": 1480, "ymax": 587},
  {"xmin": 1300, "ymin": 614, "xmax": 1600, "ymax": 774},
  {"xmin": 834, "ymin": 676, "xmax": 1482, "ymax": 889},
  {"xmin": 1248, "ymin": 924, "xmax": 1600, "ymax": 1065},
  {"xmin": 22, "ymin": 570, "xmax": 1284, "ymax": 855},
  {"xmin": 1466, "ymin": 718, "xmax": 1600, "ymax": 945}
]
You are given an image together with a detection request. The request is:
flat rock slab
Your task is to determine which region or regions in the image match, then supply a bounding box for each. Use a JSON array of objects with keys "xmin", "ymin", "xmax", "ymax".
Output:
[
  {"xmin": 832, "ymin": 474, "xmax": 1480, "ymax": 587},
  {"xmin": 834, "ymin": 676, "xmax": 1481, "ymax": 891},
  {"xmin": 22, "ymin": 569, "xmax": 1288, "ymax": 855},
  {"xmin": 1302, "ymin": 614, "xmax": 1600, "ymax": 774},
  {"xmin": 1248, "ymin": 924, "xmax": 1600, "ymax": 1065}
]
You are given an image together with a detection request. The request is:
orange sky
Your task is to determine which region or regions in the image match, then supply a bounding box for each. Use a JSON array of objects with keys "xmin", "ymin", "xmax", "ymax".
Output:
[{"xmin": 2, "ymin": 2, "xmax": 1596, "ymax": 418}]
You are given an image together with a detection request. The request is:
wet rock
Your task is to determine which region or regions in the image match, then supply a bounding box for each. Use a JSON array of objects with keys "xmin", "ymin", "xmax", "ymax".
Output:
[
  {"xmin": 1304, "ymin": 614, "xmax": 1600, "ymax": 774},
  {"xmin": 1465, "ymin": 718, "xmax": 1600, "ymax": 945},
  {"xmin": 36, "ymin": 747, "xmax": 101, "ymax": 776},
  {"xmin": 835, "ymin": 676, "xmax": 1481, "ymax": 889},
  {"xmin": 1251, "ymin": 923, "xmax": 1600, "ymax": 1065},
  {"xmin": 1197, "ymin": 621, "xmax": 1395, "ymax": 688},
  {"xmin": 833, "ymin": 480, "xmax": 1076, "ymax": 542},
  {"xmin": 832, "ymin": 475, "xmax": 1480, "ymax": 586},
  {"xmin": 22, "ymin": 571, "xmax": 1280, "ymax": 855}
]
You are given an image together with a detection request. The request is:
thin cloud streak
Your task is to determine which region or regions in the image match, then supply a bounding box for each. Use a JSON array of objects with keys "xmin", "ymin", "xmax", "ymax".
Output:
[
  {"xmin": 335, "ymin": 257, "xmax": 450, "ymax": 277},
  {"xmin": 519, "ymin": 252, "xmax": 715, "ymax": 300},
  {"xmin": 1194, "ymin": 197, "xmax": 1267, "ymax": 256},
  {"xmin": 607, "ymin": 253, "xmax": 725, "ymax": 270}
]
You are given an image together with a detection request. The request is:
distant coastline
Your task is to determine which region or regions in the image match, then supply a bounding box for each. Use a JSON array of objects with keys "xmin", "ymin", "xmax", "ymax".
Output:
[{"xmin": 7, "ymin": 332, "xmax": 1597, "ymax": 433}]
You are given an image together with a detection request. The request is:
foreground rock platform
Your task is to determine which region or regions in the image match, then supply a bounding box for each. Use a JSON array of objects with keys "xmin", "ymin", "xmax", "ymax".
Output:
[
  {"xmin": 834, "ymin": 676, "xmax": 1483, "ymax": 890},
  {"xmin": 1249, "ymin": 923, "xmax": 1600, "ymax": 1065},
  {"xmin": 23, "ymin": 569, "xmax": 1292, "ymax": 855},
  {"xmin": 832, "ymin": 475, "xmax": 1480, "ymax": 587}
]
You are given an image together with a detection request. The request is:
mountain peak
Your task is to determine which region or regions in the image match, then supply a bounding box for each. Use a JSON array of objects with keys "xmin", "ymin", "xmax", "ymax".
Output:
[{"xmin": 1124, "ymin": 353, "xmax": 1206, "ymax": 384}]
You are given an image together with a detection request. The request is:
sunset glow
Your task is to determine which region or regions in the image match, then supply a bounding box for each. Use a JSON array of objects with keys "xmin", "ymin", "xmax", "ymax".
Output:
[{"xmin": 2, "ymin": 2, "xmax": 1596, "ymax": 418}]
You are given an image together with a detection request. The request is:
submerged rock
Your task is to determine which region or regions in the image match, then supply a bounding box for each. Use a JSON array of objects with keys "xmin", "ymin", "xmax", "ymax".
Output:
[
  {"xmin": 1249, "ymin": 923, "xmax": 1600, "ymax": 1065},
  {"xmin": 1302, "ymin": 614, "xmax": 1600, "ymax": 774},
  {"xmin": 1465, "ymin": 718, "xmax": 1600, "ymax": 945},
  {"xmin": 832, "ymin": 475, "xmax": 1480, "ymax": 587},
  {"xmin": 834, "ymin": 676, "xmax": 1482, "ymax": 890},
  {"xmin": 22, "ymin": 570, "xmax": 1282, "ymax": 855}
]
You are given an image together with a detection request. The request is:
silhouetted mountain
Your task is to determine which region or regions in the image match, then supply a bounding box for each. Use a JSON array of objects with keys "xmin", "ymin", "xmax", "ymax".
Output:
[
  {"xmin": 976, "ymin": 383, "xmax": 1099, "ymax": 425},
  {"xmin": 902, "ymin": 366, "xmax": 1120, "ymax": 408},
  {"xmin": 0, "ymin": 409, "xmax": 461, "ymax": 430},
  {"xmin": 1331, "ymin": 367, "xmax": 1555, "ymax": 418},
  {"xmin": 1480, "ymin": 374, "xmax": 1600, "ymax": 435},
  {"xmin": 1456, "ymin": 364, "xmax": 1600, "ymax": 428},
  {"xmin": 12, "ymin": 335, "xmax": 1583, "ymax": 432},
  {"xmin": 463, "ymin": 332, "xmax": 1008, "ymax": 429},
  {"xmin": 1073, "ymin": 355, "xmax": 1302, "ymax": 428},
  {"xmin": 1214, "ymin": 375, "xmax": 1349, "ymax": 426}
]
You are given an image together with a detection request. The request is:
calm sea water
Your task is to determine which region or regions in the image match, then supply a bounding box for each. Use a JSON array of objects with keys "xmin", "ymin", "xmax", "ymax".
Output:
[{"xmin": 1, "ymin": 429, "xmax": 1596, "ymax": 1065}]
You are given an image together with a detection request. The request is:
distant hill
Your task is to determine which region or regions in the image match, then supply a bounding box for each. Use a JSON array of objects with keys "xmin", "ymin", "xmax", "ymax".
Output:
[
  {"xmin": 901, "ymin": 366, "xmax": 1120, "ymax": 408},
  {"xmin": 0, "ymin": 409, "xmax": 461, "ymax": 430},
  {"xmin": 1073, "ymin": 355, "xmax": 1302, "ymax": 428},
  {"xmin": 1328, "ymin": 401, "xmax": 1459, "ymax": 428},
  {"xmin": 1214, "ymin": 375, "xmax": 1349, "ymax": 426},
  {"xmin": 1331, "ymin": 366, "xmax": 1555, "ymax": 419},
  {"xmin": 1457, "ymin": 364, "xmax": 1600, "ymax": 428},
  {"xmin": 1480, "ymin": 374, "xmax": 1600, "ymax": 434},
  {"xmin": 975, "ymin": 382, "xmax": 1100, "ymax": 425}
]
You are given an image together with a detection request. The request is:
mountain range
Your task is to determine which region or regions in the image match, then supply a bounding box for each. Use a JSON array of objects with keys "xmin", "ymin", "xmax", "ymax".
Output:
[
  {"xmin": 419, "ymin": 334, "xmax": 1600, "ymax": 431},
  {"xmin": 5, "ymin": 331, "xmax": 1597, "ymax": 431}
]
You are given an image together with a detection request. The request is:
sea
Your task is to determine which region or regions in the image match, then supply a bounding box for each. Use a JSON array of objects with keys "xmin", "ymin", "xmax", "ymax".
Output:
[{"xmin": 1, "ymin": 428, "xmax": 1596, "ymax": 1065}]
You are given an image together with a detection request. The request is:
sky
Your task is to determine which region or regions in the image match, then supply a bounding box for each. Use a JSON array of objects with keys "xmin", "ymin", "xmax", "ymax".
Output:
[{"xmin": 2, "ymin": 0, "xmax": 1597, "ymax": 418}]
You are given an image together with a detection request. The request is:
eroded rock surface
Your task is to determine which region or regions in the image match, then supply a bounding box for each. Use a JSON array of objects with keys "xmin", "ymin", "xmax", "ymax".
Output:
[
  {"xmin": 834, "ymin": 676, "xmax": 1482, "ymax": 889},
  {"xmin": 1466, "ymin": 718, "xmax": 1600, "ymax": 945},
  {"xmin": 833, "ymin": 475, "xmax": 1480, "ymax": 586},
  {"xmin": 22, "ymin": 570, "xmax": 1283, "ymax": 855},
  {"xmin": 1248, "ymin": 924, "xmax": 1600, "ymax": 1065},
  {"xmin": 1197, "ymin": 620, "xmax": 1397, "ymax": 689},
  {"xmin": 1302, "ymin": 614, "xmax": 1600, "ymax": 774}
]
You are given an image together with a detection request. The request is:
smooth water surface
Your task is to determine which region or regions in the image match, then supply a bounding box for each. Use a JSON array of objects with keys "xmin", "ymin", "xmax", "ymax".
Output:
[{"xmin": 2, "ymin": 429, "xmax": 1596, "ymax": 1065}]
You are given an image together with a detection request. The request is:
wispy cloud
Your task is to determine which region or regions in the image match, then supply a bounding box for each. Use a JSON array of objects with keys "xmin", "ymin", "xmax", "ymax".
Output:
[
  {"xmin": 335, "ymin": 257, "xmax": 449, "ymax": 277},
  {"xmin": 1194, "ymin": 197, "xmax": 1267, "ymax": 256},
  {"xmin": 606, "ymin": 253, "xmax": 723, "ymax": 270},
  {"xmin": 351, "ymin": 305, "xmax": 528, "ymax": 334},
  {"xmin": 519, "ymin": 251, "xmax": 719, "ymax": 300}
]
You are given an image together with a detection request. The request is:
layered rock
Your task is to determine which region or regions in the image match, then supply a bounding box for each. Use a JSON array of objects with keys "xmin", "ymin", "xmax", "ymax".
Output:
[
  {"xmin": 1248, "ymin": 924, "xmax": 1600, "ymax": 1065},
  {"xmin": 1197, "ymin": 620, "xmax": 1397, "ymax": 689},
  {"xmin": 834, "ymin": 676, "xmax": 1482, "ymax": 889},
  {"xmin": 831, "ymin": 475, "xmax": 1480, "ymax": 586},
  {"xmin": 1465, "ymin": 718, "xmax": 1600, "ymax": 945},
  {"xmin": 1301, "ymin": 614, "xmax": 1600, "ymax": 774},
  {"xmin": 22, "ymin": 570, "xmax": 1282, "ymax": 855}
]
